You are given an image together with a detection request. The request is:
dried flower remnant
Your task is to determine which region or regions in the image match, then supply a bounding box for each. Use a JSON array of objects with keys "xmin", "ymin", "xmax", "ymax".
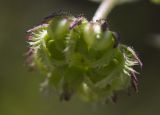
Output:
[{"xmin": 26, "ymin": 14, "xmax": 142, "ymax": 102}]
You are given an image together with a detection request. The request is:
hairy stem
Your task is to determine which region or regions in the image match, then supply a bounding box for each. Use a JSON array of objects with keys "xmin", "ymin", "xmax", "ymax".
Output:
[{"xmin": 93, "ymin": 0, "xmax": 119, "ymax": 21}]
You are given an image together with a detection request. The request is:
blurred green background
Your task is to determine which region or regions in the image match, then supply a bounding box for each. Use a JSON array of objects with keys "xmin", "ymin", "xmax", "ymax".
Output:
[{"xmin": 0, "ymin": 0, "xmax": 160, "ymax": 115}]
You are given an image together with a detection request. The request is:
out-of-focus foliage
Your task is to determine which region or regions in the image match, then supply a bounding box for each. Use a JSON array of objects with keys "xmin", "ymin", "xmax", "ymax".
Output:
[
  {"xmin": 89, "ymin": 0, "xmax": 160, "ymax": 5},
  {"xmin": 149, "ymin": 34, "xmax": 160, "ymax": 49},
  {"xmin": 151, "ymin": 0, "xmax": 160, "ymax": 4},
  {"xmin": 89, "ymin": 0, "xmax": 138, "ymax": 4}
]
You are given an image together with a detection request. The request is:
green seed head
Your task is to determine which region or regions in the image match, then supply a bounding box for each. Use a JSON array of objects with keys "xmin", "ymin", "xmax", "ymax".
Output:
[{"xmin": 26, "ymin": 14, "xmax": 142, "ymax": 102}]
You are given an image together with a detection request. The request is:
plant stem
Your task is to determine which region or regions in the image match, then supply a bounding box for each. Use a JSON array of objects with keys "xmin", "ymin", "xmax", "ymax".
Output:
[{"xmin": 93, "ymin": 0, "xmax": 119, "ymax": 21}]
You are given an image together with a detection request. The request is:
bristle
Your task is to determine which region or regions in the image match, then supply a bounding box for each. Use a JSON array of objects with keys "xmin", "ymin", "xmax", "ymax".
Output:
[
  {"xmin": 24, "ymin": 48, "xmax": 34, "ymax": 57},
  {"xmin": 42, "ymin": 11, "xmax": 72, "ymax": 24},
  {"xmin": 112, "ymin": 32, "xmax": 120, "ymax": 48},
  {"xmin": 99, "ymin": 19, "xmax": 108, "ymax": 31},
  {"xmin": 131, "ymin": 72, "xmax": 139, "ymax": 93},
  {"xmin": 127, "ymin": 47, "xmax": 143, "ymax": 68},
  {"xmin": 27, "ymin": 24, "xmax": 49, "ymax": 33},
  {"xmin": 69, "ymin": 16, "xmax": 84, "ymax": 30},
  {"xmin": 26, "ymin": 34, "xmax": 33, "ymax": 41}
]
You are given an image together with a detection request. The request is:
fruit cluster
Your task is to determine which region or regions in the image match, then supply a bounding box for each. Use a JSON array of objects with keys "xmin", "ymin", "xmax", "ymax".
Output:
[{"xmin": 26, "ymin": 14, "xmax": 142, "ymax": 102}]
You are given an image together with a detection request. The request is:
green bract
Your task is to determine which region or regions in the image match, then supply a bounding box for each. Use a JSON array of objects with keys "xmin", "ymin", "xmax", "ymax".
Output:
[{"xmin": 26, "ymin": 15, "xmax": 142, "ymax": 102}]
